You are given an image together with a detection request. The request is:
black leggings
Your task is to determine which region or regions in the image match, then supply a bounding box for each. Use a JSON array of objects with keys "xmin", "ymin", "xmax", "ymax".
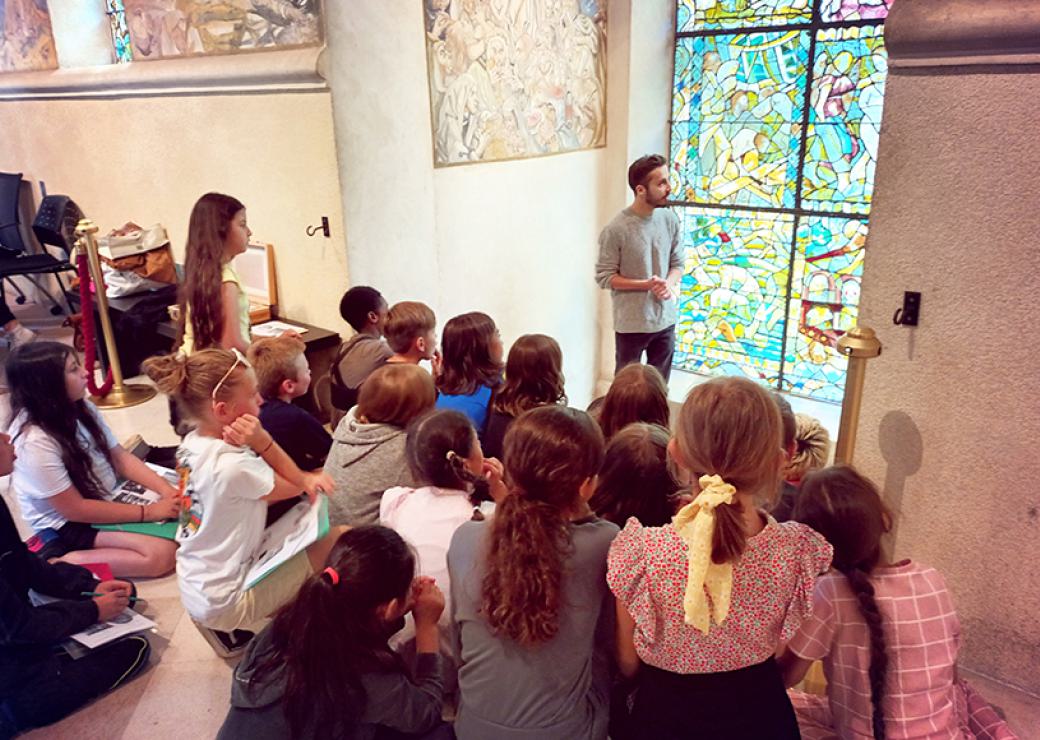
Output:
[
  {"xmin": 0, "ymin": 297, "xmax": 14, "ymax": 328},
  {"xmin": 0, "ymin": 635, "xmax": 151, "ymax": 738},
  {"xmin": 630, "ymin": 658, "xmax": 800, "ymax": 740}
]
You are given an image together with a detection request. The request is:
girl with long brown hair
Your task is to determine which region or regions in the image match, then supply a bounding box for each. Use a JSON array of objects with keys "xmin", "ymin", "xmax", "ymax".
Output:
[
  {"xmin": 779, "ymin": 465, "xmax": 1014, "ymax": 740},
  {"xmin": 593, "ymin": 363, "xmax": 670, "ymax": 440},
  {"xmin": 483, "ymin": 333, "xmax": 565, "ymax": 458},
  {"xmin": 607, "ymin": 377, "xmax": 832, "ymax": 739},
  {"xmin": 177, "ymin": 192, "xmax": 252, "ymax": 355},
  {"xmin": 434, "ymin": 312, "xmax": 504, "ymax": 438},
  {"xmin": 447, "ymin": 406, "xmax": 617, "ymax": 740},
  {"xmin": 6, "ymin": 342, "xmax": 179, "ymax": 577}
]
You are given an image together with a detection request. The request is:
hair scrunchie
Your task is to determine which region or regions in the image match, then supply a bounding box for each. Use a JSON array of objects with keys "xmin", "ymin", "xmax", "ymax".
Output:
[
  {"xmin": 322, "ymin": 567, "xmax": 340, "ymax": 585},
  {"xmin": 672, "ymin": 474, "xmax": 737, "ymax": 635}
]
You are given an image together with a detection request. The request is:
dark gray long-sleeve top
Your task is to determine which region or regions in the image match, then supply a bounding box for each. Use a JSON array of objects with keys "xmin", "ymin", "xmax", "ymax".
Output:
[
  {"xmin": 448, "ymin": 516, "xmax": 619, "ymax": 740},
  {"xmin": 595, "ymin": 207, "xmax": 683, "ymax": 334}
]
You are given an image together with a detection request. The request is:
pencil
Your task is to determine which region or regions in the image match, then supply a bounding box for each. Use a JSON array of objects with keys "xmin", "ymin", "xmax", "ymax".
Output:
[{"xmin": 80, "ymin": 591, "xmax": 139, "ymax": 602}]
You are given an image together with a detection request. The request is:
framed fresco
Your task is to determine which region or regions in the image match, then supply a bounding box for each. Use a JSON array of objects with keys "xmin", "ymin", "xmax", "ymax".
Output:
[
  {"xmin": 122, "ymin": 0, "xmax": 323, "ymax": 61},
  {"xmin": 0, "ymin": 0, "xmax": 59, "ymax": 73},
  {"xmin": 424, "ymin": 0, "xmax": 608, "ymax": 167}
]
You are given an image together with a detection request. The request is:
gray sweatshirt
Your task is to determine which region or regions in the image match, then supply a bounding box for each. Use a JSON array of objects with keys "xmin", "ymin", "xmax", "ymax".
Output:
[
  {"xmin": 595, "ymin": 206, "xmax": 682, "ymax": 334},
  {"xmin": 323, "ymin": 407, "xmax": 415, "ymax": 526}
]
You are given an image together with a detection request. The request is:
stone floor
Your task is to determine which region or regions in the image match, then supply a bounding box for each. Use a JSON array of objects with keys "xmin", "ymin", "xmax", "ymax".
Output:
[{"xmin": 2, "ymin": 299, "xmax": 1038, "ymax": 739}]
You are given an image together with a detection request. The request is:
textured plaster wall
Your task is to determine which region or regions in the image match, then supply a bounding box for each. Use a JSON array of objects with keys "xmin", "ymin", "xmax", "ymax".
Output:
[
  {"xmin": 325, "ymin": 0, "xmax": 632, "ymax": 407},
  {"xmin": 0, "ymin": 91, "xmax": 349, "ymax": 332},
  {"xmin": 854, "ymin": 66, "xmax": 1040, "ymax": 691}
]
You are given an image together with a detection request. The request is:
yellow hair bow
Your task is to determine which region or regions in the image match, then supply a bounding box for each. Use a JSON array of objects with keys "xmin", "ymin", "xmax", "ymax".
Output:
[{"xmin": 672, "ymin": 474, "xmax": 737, "ymax": 635}]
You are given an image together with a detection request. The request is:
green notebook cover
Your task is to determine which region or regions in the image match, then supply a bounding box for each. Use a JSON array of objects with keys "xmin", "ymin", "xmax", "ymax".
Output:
[{"xmin": 94, "ymin": 521, "xmax": 179, "ymax": 540}]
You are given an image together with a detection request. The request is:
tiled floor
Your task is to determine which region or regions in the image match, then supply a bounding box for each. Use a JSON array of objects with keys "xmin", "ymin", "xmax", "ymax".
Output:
[{"xmin": 3, "ymin": 300, "xmax": 1039, "ymax": 739}]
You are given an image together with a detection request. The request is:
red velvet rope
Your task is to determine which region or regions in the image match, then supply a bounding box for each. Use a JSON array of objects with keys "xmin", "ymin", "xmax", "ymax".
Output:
[{"xmin": 76, "ymin": 253, "xmax": 114, "ymax": 396}]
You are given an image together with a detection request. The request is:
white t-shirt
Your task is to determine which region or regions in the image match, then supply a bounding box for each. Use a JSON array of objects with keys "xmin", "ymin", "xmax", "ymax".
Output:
[
  {"xmin": 175, "ymin": 431, "xmax": 275, "ymax": 623},
  {"xmin": 10, "ymin": 401, "xmax": 119, "ymax": 532}
]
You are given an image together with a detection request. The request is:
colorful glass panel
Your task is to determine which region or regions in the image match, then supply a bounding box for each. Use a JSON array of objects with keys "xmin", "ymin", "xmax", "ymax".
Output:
[
  {"xmin": 678, "ymin": 0, "xmax": 812, "ymax": 32},
  {"xmin": 674, "ymin": 208, "xmax": 794, "ymax": 386},
  {"xmin": 670, "ymin": 32, "xmax": 810, "ymax": 209},
  {"xmin": 106, "ymin": 0, "xmax": 132, "ymax": 63},
  {"xmin": 781, "ymin": 215, "xmax": 867, "ymax": 401},
  {"xmin": 801, "ymin": 25, "xmax": 887, "ymax": 214},
  {"xmin": 819, "ymin": 0, "xmax": 892, "ymax": 22}
]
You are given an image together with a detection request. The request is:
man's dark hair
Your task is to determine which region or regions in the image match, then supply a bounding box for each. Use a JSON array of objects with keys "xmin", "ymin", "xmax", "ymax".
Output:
[
  {"xmin": 628, "ymin": 154, "xmax": 667, "ymax": 193},
  {"xmin": 339, "ymin": 286, "xmax": 384, "ymax": 331}
]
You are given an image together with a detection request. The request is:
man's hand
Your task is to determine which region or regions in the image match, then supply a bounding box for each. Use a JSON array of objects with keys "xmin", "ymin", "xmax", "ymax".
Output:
[{"xmin": 648, "ymin": 275, "xmax": 672, "ymax": 300}]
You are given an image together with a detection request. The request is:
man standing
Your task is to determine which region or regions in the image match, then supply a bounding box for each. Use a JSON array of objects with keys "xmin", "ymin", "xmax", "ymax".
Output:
[{"xmin": 595, "ymin": 154, "xmax": 682, "ymax": 381}]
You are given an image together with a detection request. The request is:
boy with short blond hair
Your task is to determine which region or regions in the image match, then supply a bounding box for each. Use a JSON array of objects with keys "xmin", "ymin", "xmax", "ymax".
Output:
[{"xmin": 247, "ymin": 336, "xmax": 332, "ymax": 471}]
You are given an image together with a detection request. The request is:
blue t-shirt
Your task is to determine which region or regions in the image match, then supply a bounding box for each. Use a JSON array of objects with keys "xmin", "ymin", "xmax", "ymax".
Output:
[{"xmin": 435, "ymin": 385, "xmax": 493, "ymax": 436}]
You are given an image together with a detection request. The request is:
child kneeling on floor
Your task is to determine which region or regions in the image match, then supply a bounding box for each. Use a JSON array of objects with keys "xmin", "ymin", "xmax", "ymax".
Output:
[{"xmin": 144, "ymin": 349, "xmax": 346, "ymax": 634}]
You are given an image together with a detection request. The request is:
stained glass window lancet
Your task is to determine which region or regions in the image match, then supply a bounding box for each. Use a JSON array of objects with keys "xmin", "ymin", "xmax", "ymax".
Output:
[
  {"xmin": 106, "ymin": 0, "xmax": 132, "ymax": 64},
  {"xmin": 670, "ymin": 0, "xmax": 892, "ymax": 403}
]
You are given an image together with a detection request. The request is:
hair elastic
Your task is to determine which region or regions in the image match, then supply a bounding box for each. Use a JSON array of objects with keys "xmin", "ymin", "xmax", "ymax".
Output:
[
  {"xmin": 445, "ymin": 450, "xmax": 458, "ymax": 462},
  {"xmin": 322, "ymin": 567, "xmax": 340, "ymax": 585}
]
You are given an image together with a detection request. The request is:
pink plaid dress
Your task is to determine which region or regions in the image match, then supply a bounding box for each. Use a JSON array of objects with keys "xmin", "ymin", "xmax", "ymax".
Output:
[{"xmin": 787, "ymin": 561, "xmax": 1017, "ymax": 740}]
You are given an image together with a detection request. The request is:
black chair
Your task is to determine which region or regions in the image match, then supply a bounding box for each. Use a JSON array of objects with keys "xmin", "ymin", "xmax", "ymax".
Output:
[{"xmin": 0, "ymin": 172, "xmax": 76, "ymax": 317}]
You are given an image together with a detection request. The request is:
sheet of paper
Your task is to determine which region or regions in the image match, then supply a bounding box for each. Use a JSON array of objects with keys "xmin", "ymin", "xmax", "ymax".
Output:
[
  {"xmin": 102, "ymin": 463, "xmax": 178, "ymax": 507},
  {"xmin": 31, "ymin": 593, "xmax": 156, "ymax": 650},
  {"xmin": 244, "ymin": 496, "xmax": 328, "ymax": 590},
  {"xmin": 250, "ymin": 320, "xmax": 309, "ymax": 338}
]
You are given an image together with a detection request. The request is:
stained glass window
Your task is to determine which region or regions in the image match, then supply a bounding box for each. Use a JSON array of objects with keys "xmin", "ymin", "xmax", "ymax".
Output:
[
  {"xmin": 106, "ymin": 0, "xmax": 132, "ymax": 63},
  {"xmin": 671, "ymin": 0, "xmax": 891, "ymax": 403}
]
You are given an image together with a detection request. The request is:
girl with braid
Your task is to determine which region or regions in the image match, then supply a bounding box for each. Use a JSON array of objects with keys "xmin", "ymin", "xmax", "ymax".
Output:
[
  {"xmin": 447, "ymin": 406, "xmax": 617, "ymax": 740},
  {"xmin": 607, "ymin": 377, "xmax": 832, "ymax": 739},
  {"xmin": 780, "ymin": 465, "xmax": 1017, "ymax": 740}
]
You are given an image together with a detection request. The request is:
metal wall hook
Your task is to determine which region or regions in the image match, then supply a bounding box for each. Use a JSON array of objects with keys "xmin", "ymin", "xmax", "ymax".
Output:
[{"xmin": 306, "ymin": 216, "xmax": 331, "ymax": 238}]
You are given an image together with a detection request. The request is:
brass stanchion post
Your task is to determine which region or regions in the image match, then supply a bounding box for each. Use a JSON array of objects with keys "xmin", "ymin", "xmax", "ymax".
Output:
[
  {"xmin": 76, "ymin": 219, "xmax": 157, "ymax": 409},
  {"xmin": 834, "ymin": 326, "xmax": 882, "ymax": 464}
]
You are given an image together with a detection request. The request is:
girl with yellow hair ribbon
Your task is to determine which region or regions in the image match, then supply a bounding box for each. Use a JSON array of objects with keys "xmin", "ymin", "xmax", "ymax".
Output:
[{"xmin": 606, "ymin": 377, "xmax": 832, "ymax": 739}]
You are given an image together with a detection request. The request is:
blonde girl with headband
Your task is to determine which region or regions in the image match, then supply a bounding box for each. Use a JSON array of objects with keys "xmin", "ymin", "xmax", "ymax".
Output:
[
  {"xmin": 218, "ymin": 526, "xmax": 452, "ymax": 740},
  {"xmin": 143, "ymin": 349, "xmax": 347, "ymax": 635},
  {"xmin": 607, "ymin": 376, "xmax": 833, "ymax": 740}
]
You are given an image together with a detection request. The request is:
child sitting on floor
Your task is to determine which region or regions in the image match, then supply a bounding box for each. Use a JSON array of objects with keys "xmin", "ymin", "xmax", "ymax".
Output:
[
  {"xmin": 325, "ymin": 364, "xmax": 437, "ymax": 526},
  {"xmin": 7, "ymin": 342, "xmax": 179, "ymax": 578},
  {"xmin": 384, "ymin": 301, "xmax": 439, "ymax": 370},
  {"xmin": 589, "ymin": 422, "xmax": 679, "ymax": 528},
  {"xmin": 435, "ymin": 312, "xmax": 504, "ymax": 438},
  {"xmin": 0, "ymin": 432, "xmax": 151, "ymax": 737},
  {"xmin": 448, "ymin": 406, "xmax": 616, "ymax": 740},
  {"xmin": 218, "ymin": 526, "xmax": 452, "ymax": 740},
  {"xmin": 592, "ymin": 363, "xmax": 671, "ymax": 441},
  {"xmin": 144, "ymin": 349, "xmax": 346, "ymax": 634},
  {"xmin": 329, "ymin": 286, "xmax": 392, "ymax": 414},
  {"xmin": 482, "ymin": 333, "xmax": 566, "ymax": 459},
  {"xmin": 607, "ymin": 377, "xmax": 832, "ymax": 740},
  {"xmin": 380, "ymin": 409, "xmax": 506, "ymax": 657},
  {"xmin": 248, "ymin": 335, "xmax": 331, "ymax": 471},
  {"xmin": 780, "ymin": 464, "xmax": 1016, "ymax": 740}
]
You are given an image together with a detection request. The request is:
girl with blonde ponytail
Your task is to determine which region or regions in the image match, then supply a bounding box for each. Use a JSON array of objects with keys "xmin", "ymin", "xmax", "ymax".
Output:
[
  {"xmin": 607, "ymin": 377, "xmax": 833, "ymax": 739},
  {"xmin": 447, "ymin": 406, "xmax": 618, "ymax": 740}
]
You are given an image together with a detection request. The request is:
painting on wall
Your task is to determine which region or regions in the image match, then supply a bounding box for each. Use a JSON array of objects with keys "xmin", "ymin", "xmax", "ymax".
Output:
[
  {"xmin": 424, "ymin": 0, "xmax": 608, "ymax": 167},
  {"xmin": 122, "ymin": 0, "xmax": 322, "ymax": 61},
  {"xmin": 0, "ymin": 0, "xmax": 59, "ymax": 73}
]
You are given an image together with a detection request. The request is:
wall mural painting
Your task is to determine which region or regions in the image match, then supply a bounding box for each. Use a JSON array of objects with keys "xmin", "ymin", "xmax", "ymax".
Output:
[
  {"xmin": 122, "ymin": 0, "xmax": 322, "ymax": 61},
  {"xmin": 0, "ymin": 0, "xmax": 59, "ymax": 73},
  {"xmin": 424, "ymin": 0, "xmax": 608, "ymax": 167}
]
